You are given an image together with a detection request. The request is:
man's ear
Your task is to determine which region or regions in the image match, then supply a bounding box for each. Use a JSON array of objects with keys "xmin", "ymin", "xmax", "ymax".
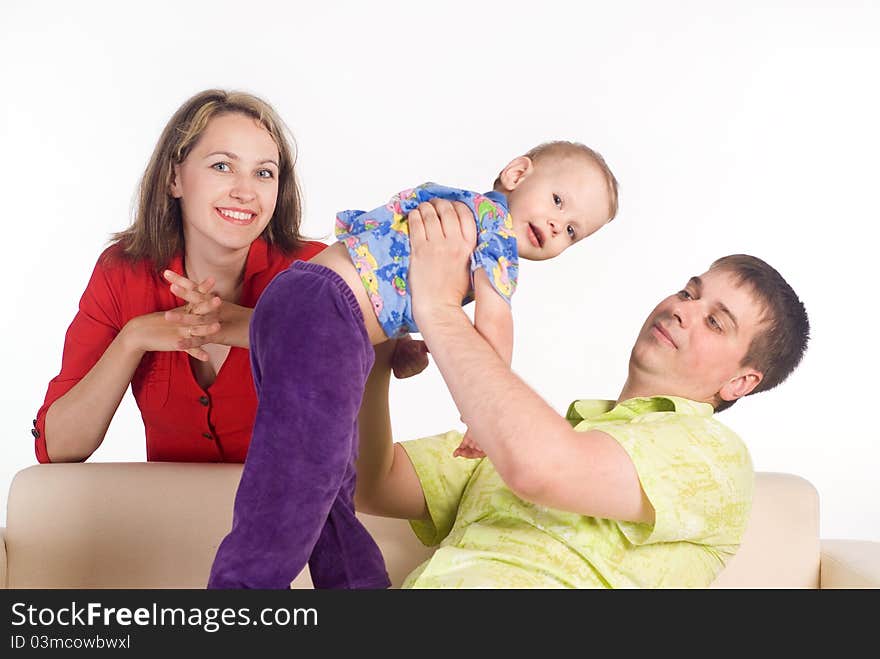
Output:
[
  {"xmin": 718, "ymin": 368, "xmax": 763, "ymax": 403},
  {"xmin": 497, "ymin": 156, "xmax": 533, "ymax": 192},
  {"xmin": 169, "ymin": 164, "xmax": 183, "ymax": 199}
]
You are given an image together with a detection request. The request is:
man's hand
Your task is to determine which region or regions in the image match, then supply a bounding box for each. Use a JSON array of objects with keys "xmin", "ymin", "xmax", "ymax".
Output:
[{"xmin": 408, "ymin": 198, "xmax": 477, "ymax": 329}]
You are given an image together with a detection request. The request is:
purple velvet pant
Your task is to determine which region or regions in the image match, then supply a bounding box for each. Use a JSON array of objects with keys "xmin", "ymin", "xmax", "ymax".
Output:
[{"xmin": 207, "ymin": 261, "xmax": 390, "ymax": 589}]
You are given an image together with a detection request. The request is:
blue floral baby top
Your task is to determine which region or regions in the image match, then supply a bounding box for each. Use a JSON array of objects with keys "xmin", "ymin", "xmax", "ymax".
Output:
[{"xmin": 335, "ymin": 183, "xmax": 519, "ymax": 339}]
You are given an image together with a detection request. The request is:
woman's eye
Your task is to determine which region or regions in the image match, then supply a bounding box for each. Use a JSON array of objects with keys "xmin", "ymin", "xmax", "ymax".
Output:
[
  {"xmin": 553, "ymin": 193, "xmax": 562, "ymax": 207},
  {"xmin": 566, "ymin": 225, "xmax": 576, "ymax": 240},
  {"xmin": 257, "ymin": 169, "xmax": 275, "ymax": 179},
  {"xmin": 708, "ymin": 316, "xmax": 722, "ymax": 331},
  {"xmin": 212, "ymin": 162, "xmax": 231, "ymax": 172}
]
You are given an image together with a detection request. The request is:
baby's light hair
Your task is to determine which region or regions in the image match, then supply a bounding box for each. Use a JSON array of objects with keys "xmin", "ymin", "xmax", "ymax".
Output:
[{"xmin": 494, "ymin": 140, "xmax": 619, "ymax": 221}]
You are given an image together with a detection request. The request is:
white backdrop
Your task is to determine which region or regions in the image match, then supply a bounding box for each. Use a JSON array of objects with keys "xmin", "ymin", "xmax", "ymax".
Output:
[{"xmin": 2, "ymin": 1, "xmax": 878, "ymax": 540}]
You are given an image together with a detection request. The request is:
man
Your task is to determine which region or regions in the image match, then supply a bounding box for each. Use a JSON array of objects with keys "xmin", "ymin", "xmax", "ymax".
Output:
[{"xmin": 355, "ymin": 199, "xmax": 809, "ymax": 588}]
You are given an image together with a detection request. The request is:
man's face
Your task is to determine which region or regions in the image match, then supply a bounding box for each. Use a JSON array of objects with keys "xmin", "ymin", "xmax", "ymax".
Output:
[{"xmin": 629, "ymin": 267, "xmax": 765, "ymax": 405}]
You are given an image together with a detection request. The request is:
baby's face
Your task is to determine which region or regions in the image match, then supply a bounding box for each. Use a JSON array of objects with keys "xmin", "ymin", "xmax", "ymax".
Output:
[{"xmin": 504, "ymin": 155, "xmax": 611, "ymax": 261}]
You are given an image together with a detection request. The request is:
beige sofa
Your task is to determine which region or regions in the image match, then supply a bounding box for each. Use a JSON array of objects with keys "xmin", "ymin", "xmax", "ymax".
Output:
[{"xmin": 1, "ymin": 463, "xmax": 878, "ymax": 589}]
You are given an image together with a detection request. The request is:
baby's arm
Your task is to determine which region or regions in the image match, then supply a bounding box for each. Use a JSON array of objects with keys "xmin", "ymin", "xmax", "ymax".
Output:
[
  {"xmin": 472, "ymin": 269, "xmax": 513, "ymax": 366},
  {"xmin": 453, "ymin": 269, "xmax": 513, "ymax": 458}
]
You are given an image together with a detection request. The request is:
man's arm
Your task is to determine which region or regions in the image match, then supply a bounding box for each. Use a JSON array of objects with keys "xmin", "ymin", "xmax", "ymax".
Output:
[
  {"xmin": 354, "ymin": 339, "xmax": 429, "ymax": 520},
  {"xmin": 408, "ymin": 199, "xmax": 654, "ymax": 524}
]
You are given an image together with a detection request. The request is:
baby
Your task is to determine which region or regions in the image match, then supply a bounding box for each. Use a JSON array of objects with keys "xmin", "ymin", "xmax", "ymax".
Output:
[
  {"xmin": 209, "ymin": 140, "xmax": 618, "ymax": 590},
  {"xmin": 315, "ymin": 140, "xmax": 619, "ymax": 457}
]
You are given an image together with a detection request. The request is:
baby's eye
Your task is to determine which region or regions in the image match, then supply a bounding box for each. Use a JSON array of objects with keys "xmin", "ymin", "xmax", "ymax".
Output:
[
  {"xmin": 553, "ymin": 193, "xmax": 562, "ymax": 207},
  {"xmin": 566, "ymin": 225, "xmax": 576, "ymax": 240},
  {"xmin": 257, "ymin": 168, "xmax": 275, "ymax": 179},
  {"xmin": 212, "ymin": 162, "xmax": 231, "ymax": 172}
]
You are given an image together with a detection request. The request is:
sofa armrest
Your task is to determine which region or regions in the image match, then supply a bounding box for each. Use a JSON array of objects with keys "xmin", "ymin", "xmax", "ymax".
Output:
[
  {"xmin": 0, "ymin": 528, "xmax": 7, "ymax": 589},
  {"xmin": 820, "ymin": 539, "xmax": 880, "ymax": 588}
]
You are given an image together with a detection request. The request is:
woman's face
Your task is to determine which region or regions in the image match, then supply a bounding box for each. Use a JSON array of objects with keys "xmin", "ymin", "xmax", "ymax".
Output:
[{"xmin": 170, "ymin": 112, "xmax": 280, "ymax": 256}]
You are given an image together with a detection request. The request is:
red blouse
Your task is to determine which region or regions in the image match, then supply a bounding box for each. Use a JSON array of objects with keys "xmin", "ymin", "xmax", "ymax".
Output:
[{"xmin": 33, "ymin": 238, "xmax": 326, "ymax": 463}]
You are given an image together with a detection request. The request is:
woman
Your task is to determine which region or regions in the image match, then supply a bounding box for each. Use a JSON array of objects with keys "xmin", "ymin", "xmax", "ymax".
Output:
[{"xmin": 33, "ymin": 89, "xmax": 325, "ymax": 463}]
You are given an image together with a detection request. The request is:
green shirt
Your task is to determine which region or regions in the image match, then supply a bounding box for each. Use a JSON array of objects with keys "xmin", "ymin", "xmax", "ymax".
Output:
[{"xmin": 401, "ymin": 396, "xmax": 754, "ymax": 588}]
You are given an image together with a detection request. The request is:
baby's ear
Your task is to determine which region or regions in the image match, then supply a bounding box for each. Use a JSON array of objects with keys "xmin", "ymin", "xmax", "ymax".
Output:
[{"xmin": 498, "ymin": 156, "xmax": 533, "ymax": 191}]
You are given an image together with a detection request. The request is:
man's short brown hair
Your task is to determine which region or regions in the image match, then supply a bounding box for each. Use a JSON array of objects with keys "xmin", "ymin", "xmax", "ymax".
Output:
[{"xmin": 711, "ymin": 255, "xmax": 810, "ymax": 412}]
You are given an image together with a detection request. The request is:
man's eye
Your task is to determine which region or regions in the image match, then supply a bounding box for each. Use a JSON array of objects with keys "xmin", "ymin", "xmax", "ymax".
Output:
[
  {"xmin": 566, "ymin": 225, "xmax": 576, "ymax": 240},
  {"xmin": 678, "ymin": 289, "xmax": 693, "ymax": 300},
  {"xmin": 257, "ymin": 169, "xmax": 275, "ymax": 179},
  {"xmin": 212, "ymin": 162, "xmax": 231, "ymax": 172},
  {"xmin": 553, "ymin": 193, "xmax": 562, "ymax": 207}
]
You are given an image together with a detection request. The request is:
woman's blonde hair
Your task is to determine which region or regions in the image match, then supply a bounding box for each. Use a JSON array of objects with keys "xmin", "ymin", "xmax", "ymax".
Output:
[{"xmin": 112, "ymin": 89, "xmax": 305, "ymax": 271}]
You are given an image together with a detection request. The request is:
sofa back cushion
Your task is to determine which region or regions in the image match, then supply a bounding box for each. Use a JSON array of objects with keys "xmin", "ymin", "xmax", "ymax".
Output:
[
  {"xmin": 712, "ymin": 472, "xmax": 820, "ymax": 588},
  {"xmin": 3, "ymin": 464, "xmax": 818, "ymax": 588}
]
